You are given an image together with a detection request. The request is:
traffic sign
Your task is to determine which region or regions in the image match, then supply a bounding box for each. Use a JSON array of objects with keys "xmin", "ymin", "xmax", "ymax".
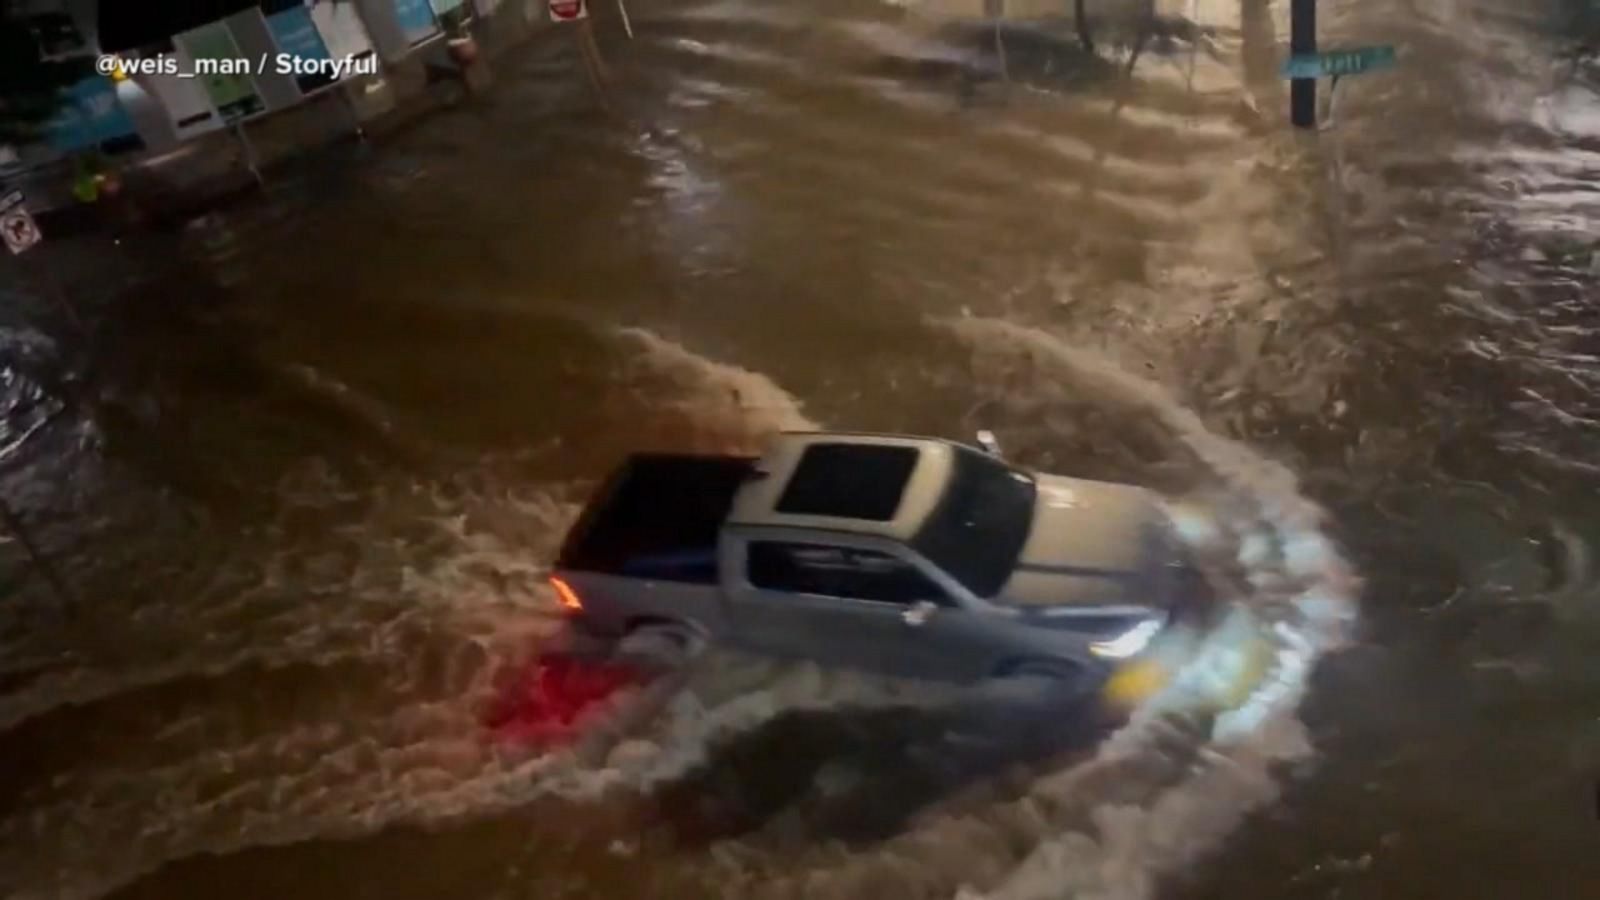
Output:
[
  {"xmin": 0, "ymin": 191, "xmax": 42, "ymax": 255},
  {"xmin": 549, "ymin": 0, "xmax": 587, "ymax": 22},
  {"xmin": 1282, "ymin": 45, "xmax": 1396, "ymax": 79}
]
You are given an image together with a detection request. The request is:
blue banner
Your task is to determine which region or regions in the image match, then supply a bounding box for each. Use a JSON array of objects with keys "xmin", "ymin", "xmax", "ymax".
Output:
[
  {"xmin": 267, "ymin": 4, "xmax": 335, "ymax": 92},
  {"xmin": 267, "ymin": 5, "xmax": 332, "ymax": 63},
  {"xmin": 45, "ymin": 76, "xmax": 137, "ymax": 152},
  {"xmin": 394, "ymin": 0, "xmax": 441, "ymax": 45}
]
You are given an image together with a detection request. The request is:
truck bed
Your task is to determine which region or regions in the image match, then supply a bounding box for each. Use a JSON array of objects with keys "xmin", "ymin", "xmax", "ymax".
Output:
[{"xmin": 556, "ymin": 454, "xmax": 757, "ymax": 583}]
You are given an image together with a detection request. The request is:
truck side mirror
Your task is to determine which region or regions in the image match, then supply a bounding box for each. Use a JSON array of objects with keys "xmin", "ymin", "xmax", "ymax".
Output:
[
  {"xmin": 902, "ymin": 600, "xmax": 938, "ymax": 627},
  {"xmin": 976, "ymin": 430, "xmax": 1003, "ymax": 456}
]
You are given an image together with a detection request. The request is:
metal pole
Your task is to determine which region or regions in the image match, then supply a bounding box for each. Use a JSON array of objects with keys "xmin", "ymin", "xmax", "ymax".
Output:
[
  {"xmin": 232, "ymin": 120, "xmax": 265, "ymax": 185},
  {"xmin": 339, "ymin": 87, "xmax": 369, "ymax": 144},
  {"xmin": 1290, "ymin": 0, "xmax": 1317, "ymax": 128}
]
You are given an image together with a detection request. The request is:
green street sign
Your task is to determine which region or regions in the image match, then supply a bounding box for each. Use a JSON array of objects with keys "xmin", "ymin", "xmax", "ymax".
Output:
[{"xmin": 1282, "ymin": 45, "xmax": 1397, "ymax": 79}]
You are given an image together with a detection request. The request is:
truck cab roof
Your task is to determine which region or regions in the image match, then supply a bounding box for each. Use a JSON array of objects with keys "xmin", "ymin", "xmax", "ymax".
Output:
[{"xmin": 728, "ymin": 432, "xmax": 960, "ymax": 541}]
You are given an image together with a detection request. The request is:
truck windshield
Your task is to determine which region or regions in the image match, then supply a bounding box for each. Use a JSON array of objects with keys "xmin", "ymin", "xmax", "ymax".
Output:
[{"xmin": 912, "ymin": 446, "xmax": 1036, "ymax": 598}]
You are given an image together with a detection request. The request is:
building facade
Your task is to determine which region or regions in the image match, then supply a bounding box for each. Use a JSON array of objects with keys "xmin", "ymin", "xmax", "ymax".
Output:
[{"xmin": 5, "ymin": 0, "xmax": 512, "ymax": 169}]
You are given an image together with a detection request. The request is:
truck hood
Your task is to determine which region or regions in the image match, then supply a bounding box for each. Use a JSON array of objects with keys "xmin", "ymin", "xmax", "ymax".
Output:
[{"xmin": 997, "ymin": 474, "xmax": 1168, "ymax": 608}]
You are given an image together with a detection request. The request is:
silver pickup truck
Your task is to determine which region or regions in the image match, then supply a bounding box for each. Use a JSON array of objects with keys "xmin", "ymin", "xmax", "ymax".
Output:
[{"xmin": 549, "ymin": 432, "xmax": 1208, "ymax": 697}]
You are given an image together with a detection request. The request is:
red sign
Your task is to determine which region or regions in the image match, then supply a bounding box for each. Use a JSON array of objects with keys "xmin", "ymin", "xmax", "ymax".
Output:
[{"xmin": 548, "ymin": 0, "xmax": 587, "ymax": 22}]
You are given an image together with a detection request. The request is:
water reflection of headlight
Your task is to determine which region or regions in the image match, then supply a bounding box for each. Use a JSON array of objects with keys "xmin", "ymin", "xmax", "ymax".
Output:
[{"xmin": 1089, "ymin": 616, "xmax": 1165, "ymax": 659}]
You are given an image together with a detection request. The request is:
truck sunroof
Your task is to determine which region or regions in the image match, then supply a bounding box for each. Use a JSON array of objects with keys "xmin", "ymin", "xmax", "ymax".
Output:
[{"xmin": 775, "ymin": 443, "xmax": 919, "ymax": 522}]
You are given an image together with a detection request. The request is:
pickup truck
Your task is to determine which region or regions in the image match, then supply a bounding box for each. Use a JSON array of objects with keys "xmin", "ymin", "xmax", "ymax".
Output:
[{"xmin": 549, "ymin": 431, "xmax": 1209, "ymax": 698}]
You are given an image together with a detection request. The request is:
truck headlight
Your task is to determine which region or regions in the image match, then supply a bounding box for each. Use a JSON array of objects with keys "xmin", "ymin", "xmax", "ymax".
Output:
[{"xmin": 1089, "ymin": 616, "xmax": 1164, "ymax": 659}]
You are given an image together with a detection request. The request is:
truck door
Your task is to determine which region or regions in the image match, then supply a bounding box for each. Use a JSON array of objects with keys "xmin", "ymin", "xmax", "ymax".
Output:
[{"xmin": 723, "ymin": 537, "xmax": 963, "ymax": 679}]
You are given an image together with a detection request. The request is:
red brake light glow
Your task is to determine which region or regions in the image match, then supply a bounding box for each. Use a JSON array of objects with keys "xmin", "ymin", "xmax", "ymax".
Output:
[{"xmin": 550, "ymin": 576, "xmax": 583, "ymax": 612}]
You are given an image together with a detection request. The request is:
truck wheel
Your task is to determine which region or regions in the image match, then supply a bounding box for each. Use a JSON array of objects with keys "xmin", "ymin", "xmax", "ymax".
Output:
[
  {"xmin": 549, "ymin": 620, "xmax": 616, "ymax": 662},
  {"xmin": 614, "ymin": 624, "xmax": 697, "ymax": 675},
  {"xmin": 948, "ymin": 660, "xmax": 1102, "ymax": 749},
  {"xmin": 962, "ymin": 660, "xmax": 1100, "ymax": 719}
]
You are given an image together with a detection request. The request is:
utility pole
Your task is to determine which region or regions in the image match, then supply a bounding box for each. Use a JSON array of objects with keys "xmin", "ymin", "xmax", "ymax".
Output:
[{"xmin": 1290, "ymin": 0, "xmax": 1317, "ymax": 128}]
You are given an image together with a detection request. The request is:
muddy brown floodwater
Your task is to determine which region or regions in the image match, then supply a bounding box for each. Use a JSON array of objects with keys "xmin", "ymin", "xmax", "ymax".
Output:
[{"xmin": 3, "ymin": 1, "xmax": 1600, "ymax": 899}]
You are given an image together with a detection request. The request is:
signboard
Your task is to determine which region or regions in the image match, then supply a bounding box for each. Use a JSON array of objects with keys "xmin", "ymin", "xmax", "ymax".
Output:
[
  {"xmin": 310, "ymin": 1, "xmax": 377, "ymax": 62},
  {"xmin": 177, "ymin": 22, "xmax": 264, "ymax": 121},
  {"xmin": 266, "ymin": 4, "xmax": 335, "ymax": 93},
  {"xmin": 394, "ymin": 0, "xmax": 443, "ymax": 45},
  {"xmin": 139, "ymin": 47, "xmax": 224, "ymax": 140},
  {"xmin": 1282, "ymin": 45, "xmax": 1397, "ymax": 79},
  {"xmin": 43, "ymin": 76, "xmax": 138, "ymax": 152},
  {"xmin": 0, "ymin": 192, "xmax": 42, "ymax": 255},
  {"xmin": 549, "ymin": 0, "xmax": 587, "ymax": 22}
]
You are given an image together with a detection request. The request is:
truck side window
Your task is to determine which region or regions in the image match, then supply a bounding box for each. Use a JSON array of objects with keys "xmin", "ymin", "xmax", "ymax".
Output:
[{"xmin": 746, "ymin": 542, "xmax": 948, "ymax": 606}]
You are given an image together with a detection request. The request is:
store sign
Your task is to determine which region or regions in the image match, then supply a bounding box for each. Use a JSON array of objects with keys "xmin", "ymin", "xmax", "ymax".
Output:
[
  {"xmin": 139, "ymin": 46, "xmax": 224, "ymax": 140},
  {"xmin": 177, "ymin": 22, "xmax": 264, "ymax": 122},
  {"xmin": 43, "ymin": 76, "xmax": 137, "ymax": 152},
  {"xmin": 311, "ymin": 1, "xmax": 377, "ymax": 62},
  {"xmin": 394, "ymin": 0, "xmax": 442, "ymax": 45},
  {"xmin": 266, "ymin": 4, "xmax": 335, "ymax": 93}
]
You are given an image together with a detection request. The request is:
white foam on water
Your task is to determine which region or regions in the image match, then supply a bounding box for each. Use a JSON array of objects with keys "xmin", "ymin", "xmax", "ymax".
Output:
[
  {"xmin": 0, "ymin": 463, "xmax": 582, "ymax": 732},
  {"xmin": 0, "ymin": 467, "xmax": 592, "ymax": 900},
  {"xmin": 613, "ymin": 326, "xmax": 819, "ymax": 443},
  {"xmin": 953, "ymin": 317, "xmax": 1357, "ymax": 900},
  {"xmin": 0, "ymin": 329, "xmax": 932, "ymax": 900},
  {"xmin": 3, "ymin": 319, "xmax": 1358, "ymax": 900},
  {"xmin": 543, "ymin": 329, "xmax": 959, "ymax": 794}
]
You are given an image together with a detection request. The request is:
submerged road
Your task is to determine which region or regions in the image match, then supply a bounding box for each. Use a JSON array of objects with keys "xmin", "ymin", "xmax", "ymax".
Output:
[{"xmin": 2, "ymin": 0, "xmax": 1599, "ymax": 898}]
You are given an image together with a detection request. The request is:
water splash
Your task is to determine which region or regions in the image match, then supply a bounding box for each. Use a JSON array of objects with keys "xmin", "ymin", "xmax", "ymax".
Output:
[
  {"xmin": 0, "ymin": 330, "xmax": 909, "ymax": 900},
  {"xmin": 699, "ymin": 316, "xmax": 1360, "ymax": 900},
  {"xmin": 613, "ymin": 326, "xmax": 819, "ymax": 446}
]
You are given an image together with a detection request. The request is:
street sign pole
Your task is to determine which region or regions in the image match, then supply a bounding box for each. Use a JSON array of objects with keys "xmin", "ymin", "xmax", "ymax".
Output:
[
  {"xmin": 1291, "ymin": 0, "xmax": 1317, "ymax": 128},
  {"xmin": 232, "ymin": 120, "xmax": 265, "ymax": 186}
]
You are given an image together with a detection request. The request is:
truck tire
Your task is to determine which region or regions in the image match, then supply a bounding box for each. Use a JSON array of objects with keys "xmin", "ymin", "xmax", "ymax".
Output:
[
  {"xmin": 548, "ymin": 620, "xmax": 616, "ymax": 662},
  {"xmin": 947, "ymin": 660, "xmax": 1096, "ymax": 732},
  {"xmin": 613, "ymin": 623, "xmax": 698, "ymax": 675},
  {"xmin": 984, "ymin": 659, "xmax": 1093, "ymax": 704}
]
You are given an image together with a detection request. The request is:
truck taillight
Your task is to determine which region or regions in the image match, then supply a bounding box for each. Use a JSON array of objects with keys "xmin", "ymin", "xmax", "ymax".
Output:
[{"xmin": 550, "ymin": 576, "xmax": 584, "ymax": 612}]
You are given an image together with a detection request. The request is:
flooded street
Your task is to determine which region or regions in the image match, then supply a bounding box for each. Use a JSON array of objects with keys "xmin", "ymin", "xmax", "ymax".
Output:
[{"xmin": 3, "ymin": 0, "xmax": 1600, "ymax": 897}]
